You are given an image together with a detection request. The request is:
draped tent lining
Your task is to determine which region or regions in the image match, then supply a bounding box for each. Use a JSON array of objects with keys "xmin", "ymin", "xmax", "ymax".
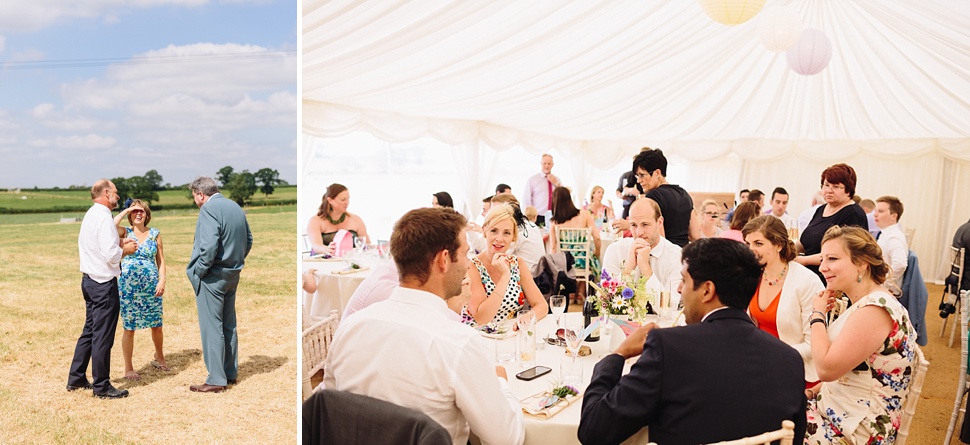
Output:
[{"xmin": 303, "ymin": 0, "xmax": 970, "ymax": 280}]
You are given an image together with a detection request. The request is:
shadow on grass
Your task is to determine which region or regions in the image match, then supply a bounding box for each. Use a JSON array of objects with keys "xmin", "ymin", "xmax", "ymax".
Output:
[
  {"xmin": 112, "ymin": 350, "xmax": 286, "ymax": 389},
  {"xmin": 114, "ymin": 348, "xmax": 202, "ymax": 389}
]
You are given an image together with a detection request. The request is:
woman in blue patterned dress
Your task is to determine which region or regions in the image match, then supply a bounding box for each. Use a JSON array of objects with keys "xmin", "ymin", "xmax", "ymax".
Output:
[
  {"xmin": 805, "ymin": 226, "xmax": 916, "ymax": 444},
  {"xmin": 114, "ymin": 200, "xmax": 168, "ymax": 380},
  {"xmin": 462, "ymin": 204, "xmax": 548, "ymax": 326}
]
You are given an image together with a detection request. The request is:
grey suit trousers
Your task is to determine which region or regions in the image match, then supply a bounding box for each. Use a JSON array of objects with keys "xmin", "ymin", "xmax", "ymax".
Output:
[{"xmin": 195, "ymin": 274, "xmax": 239, "ymax": 386}]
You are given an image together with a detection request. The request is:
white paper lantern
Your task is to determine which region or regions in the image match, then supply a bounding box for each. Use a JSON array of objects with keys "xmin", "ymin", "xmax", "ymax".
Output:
[
  {"xmin": 757, "ymin": 7, "xmax": 802, "ymax": 51},
  {"xmin": 786, "ymin": 29, "xmax": 832, "ymax": 76},
  {"xmin": 697, "ymin": 0, "xmax": 766, "ymax": 26}
]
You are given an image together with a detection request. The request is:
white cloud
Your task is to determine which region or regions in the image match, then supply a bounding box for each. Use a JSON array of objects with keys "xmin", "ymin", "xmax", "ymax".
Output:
[
  {"xmin": 53, "ymin": 134, "xmax": 118, "ymax": 149},
  {"xmin": 0, "ymin": 0, "xmax": 208, "ymax": 32}
]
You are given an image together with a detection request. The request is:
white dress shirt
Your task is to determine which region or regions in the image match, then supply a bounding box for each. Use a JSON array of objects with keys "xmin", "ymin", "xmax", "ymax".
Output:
[
  {"xmin": 324, "ymin": 287, "xmax": 525, "ymax": 445},
  {"xmin": 511, "ymin": 220, "xmax": 545, "ymax": 274},
  {"xmin": 877, "ymin": 223, "xmax": 908, "ymax": 292},
  {"xmin": 522, "ymin": 172, "xmax": 556, "ymax": 214},
  {"xmin": 770, "ymin": 212, "xmax": 797, "ymax": 231},
  {"xmin": 342, "ymin": 259, "xmax": 400, "ymax": 320},
  {"xmin": 78, "ymin": 203, "xmax": 123, "ymax": 283},
  {"xmin": 601, "ymin": 237, "xmax": 682, "ymax": 294}
]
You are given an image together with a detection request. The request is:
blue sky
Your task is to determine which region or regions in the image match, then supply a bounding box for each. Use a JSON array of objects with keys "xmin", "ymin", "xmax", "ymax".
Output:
[{"xmin": 0, "ymin": 0, "xmax": 296, "ymax": 188}]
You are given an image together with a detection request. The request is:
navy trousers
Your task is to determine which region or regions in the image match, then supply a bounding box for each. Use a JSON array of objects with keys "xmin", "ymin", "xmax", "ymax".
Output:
[{"xmin": 68, "ymin": 275, "xmax": 120, "ymax": 393}]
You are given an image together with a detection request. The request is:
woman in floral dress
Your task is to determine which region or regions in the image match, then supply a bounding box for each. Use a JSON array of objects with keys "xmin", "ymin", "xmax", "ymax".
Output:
[
  {"xmin": 806, "ymin": 226, "xmax": 916, "ymax": 444},
  {"xmin": 114, "ymin": 200, "xmax": 168, "ymax": 380},
  {"xmin": 462, "ymin": 204, "xmax": 548, "ymax": 326}
]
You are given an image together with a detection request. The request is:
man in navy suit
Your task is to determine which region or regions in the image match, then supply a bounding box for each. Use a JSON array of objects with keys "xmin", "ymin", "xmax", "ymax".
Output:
[
  {"xmin": 186, "ymin": 176, "xmax": 252, "ymax": 393},
  {"xmin": 579, "ymin": 238, "xmax": 806, "ymax": 445}
]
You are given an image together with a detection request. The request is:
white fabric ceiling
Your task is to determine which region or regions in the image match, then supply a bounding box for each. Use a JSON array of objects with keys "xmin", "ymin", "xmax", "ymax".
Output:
[{"xmin": 303, "ymin": 0, "xmax": 970, "ymax": 279}]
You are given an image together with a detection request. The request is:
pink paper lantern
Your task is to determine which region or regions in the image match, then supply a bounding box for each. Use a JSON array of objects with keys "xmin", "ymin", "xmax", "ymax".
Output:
[{"xmin": 786, "ymin": 29, "xmax": 832, "ymax": 76}]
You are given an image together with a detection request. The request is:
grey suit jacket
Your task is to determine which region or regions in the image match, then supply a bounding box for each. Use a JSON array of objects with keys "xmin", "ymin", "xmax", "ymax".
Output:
[{"xmin": 186, "ymin": 193, "xmax": 253, "ymax": 294}]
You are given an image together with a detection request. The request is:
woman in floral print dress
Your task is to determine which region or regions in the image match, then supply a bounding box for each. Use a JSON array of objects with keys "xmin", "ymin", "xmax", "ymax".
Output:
[
  {"xmin": 462, "ymin": 204, "xmax": 548, "ymax": 327},
  {"xmin": 114, "ymin": 199, "xmax": 168, "ymax": 380},
  {"xmin": 806, "ymin": 226, "xmax": 916, "ymax": 444}
]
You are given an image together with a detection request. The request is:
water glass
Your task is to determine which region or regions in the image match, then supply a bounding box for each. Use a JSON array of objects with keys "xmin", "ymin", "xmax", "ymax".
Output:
[
  {"xmin": 495, "ymin": 334, "xmax": 516, "ymax": 364},
  {"xmin": 560, "ymin": 355, "xmax": 583, "ymax": 387},
  {"xmin": 517, "ymin": 310, "xmax": 536, "ymax": 367}
]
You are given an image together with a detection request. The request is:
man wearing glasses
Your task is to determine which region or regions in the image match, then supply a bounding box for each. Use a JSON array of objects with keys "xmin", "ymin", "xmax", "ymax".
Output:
[{"xmin": 613, "ymin": 148, "xmax": 698, "ymax": 247}]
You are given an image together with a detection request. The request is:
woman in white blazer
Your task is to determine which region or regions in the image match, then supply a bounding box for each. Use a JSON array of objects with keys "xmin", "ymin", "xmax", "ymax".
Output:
[{"xmin": 743, "ymin": 215, "xmax": 825, "ymax": 384}]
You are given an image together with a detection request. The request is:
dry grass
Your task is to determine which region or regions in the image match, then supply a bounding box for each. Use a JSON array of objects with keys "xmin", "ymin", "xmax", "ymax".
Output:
[{"xmin": 0, "ymin": 210, "xmax": 297, "ymax": 444}]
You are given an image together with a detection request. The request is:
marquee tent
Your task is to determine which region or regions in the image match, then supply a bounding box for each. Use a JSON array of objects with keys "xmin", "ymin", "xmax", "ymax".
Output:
[{"xmin": 303, "ymin": 0, "xmax": 970, "ymax": 279}]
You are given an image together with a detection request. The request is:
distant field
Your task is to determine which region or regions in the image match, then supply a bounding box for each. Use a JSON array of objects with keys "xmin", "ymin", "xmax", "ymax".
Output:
[{"xmin": 0, "ymin": 186, "xmax": 296, "ymax": 214}]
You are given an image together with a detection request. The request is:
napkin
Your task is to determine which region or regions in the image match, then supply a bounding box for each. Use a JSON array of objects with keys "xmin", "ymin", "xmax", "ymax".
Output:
[
  {"xmin": 521, "ymin": 392, "xmax": 582, "ymax": 419},
  {"xmin": 332, "ymin": 266, "xmax": 368, "ymax": 275}
]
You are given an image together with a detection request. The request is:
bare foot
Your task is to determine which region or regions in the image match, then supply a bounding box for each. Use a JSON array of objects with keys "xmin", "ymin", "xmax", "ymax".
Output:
[{"xmin": 124, "ymin": 370, "xmax": 141, "ymax": 381}]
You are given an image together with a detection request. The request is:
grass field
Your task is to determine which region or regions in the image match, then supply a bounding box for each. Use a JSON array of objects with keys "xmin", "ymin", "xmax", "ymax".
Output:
[
  {"xmin": 0, "ymin": 186, "xmax": 297, "ymax": 214},
  {"xmin": 0, "ymin": 207, "xmax": 297, "ymax": 444}
]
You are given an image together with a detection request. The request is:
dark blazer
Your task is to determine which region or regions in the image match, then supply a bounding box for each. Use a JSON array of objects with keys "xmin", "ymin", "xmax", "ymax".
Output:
[
  {"xmin": 579, "ymin": 308, "xmax": 806, "ymax": 445},
  {"xmin": 303, "ymin": 389, "xmax": 452, "ymax": 445},
  {"xmin": 186, "ymin": 193, "xmax": 253, "ymax": 294}
]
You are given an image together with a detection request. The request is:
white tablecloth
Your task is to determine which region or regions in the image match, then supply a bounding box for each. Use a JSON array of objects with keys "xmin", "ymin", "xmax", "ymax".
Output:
[
  {"xmin": 303, "ymin": 259, "xmax": 372, "ymax": 323},
  {"xmin": 477, "ymin": 313, "xmax": 650, "ymax": 445}
]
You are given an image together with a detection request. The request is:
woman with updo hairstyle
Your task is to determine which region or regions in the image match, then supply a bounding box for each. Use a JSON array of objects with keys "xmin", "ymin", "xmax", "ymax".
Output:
[
  {"xmin": 306, "ymin": 183, "xmax": 370, "ymax": 255},
  {"xmin": 719, "ymin": 201, "xmax": 761, "ymax": 242},
  {"xmin": 461, "ymin": 204, "xmax": 548, "ymax": 326},
  {"xmin": 432, "ymin": 191, "xmax": 454, "ymax": 208},
  {"xmin": 796, "ymin": 163, "xmax": 868, "ymax": 283},
  {"xmin": 742, "ymin": 215, "xmax": 824, "ymax": 385},
  {"xmin": 805, "ymin": 226, "xmax": 916, "ymax": 444}
]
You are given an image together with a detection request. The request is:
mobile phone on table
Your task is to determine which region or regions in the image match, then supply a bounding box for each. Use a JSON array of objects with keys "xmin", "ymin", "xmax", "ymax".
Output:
[{"xmin": 515, "ymin": 366, "xmax": 552, "ymax": 381}]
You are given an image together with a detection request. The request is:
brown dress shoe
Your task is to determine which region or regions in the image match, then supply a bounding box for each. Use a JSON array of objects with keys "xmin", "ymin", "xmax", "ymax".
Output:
[{"xmin": 189, "ymin": 383, "xmax": 226, "ymax": 393}]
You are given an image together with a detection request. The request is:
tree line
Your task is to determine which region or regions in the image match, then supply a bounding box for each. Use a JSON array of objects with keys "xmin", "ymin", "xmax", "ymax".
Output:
[{"xmin": 113, "ymin": 167, "xmax": 287, "ymax": 206}]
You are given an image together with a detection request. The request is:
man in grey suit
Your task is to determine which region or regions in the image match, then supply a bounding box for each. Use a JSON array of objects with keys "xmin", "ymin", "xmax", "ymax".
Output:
[{"xmin": 186, "ymin": 176, "xmax": 253, "ymax": 393}]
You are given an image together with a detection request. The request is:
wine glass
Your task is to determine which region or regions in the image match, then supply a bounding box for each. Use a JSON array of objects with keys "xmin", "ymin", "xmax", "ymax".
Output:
[
  {"xmin": 550, "ymin": 295, "xmax": 566, "ymax": 328},
  {"xmin": 563, "ymin": 318, "xmax": 583, "ymax": 358}
]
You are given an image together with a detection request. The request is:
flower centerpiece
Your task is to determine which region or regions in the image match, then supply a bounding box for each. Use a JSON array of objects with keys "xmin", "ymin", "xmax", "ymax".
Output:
[{"xmin": 587, "ymin": 269, "xmax": 658, "ymax": 324}]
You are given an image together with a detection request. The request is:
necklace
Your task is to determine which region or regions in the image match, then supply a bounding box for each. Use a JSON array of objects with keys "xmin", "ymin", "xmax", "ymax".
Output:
[
  {"xmin": 763, "ymin": 265, "xmax": 788, "ymax": 286},
  {"xmin": 325, "ymin": 212, "xmax": 347, "ymax": 225}
]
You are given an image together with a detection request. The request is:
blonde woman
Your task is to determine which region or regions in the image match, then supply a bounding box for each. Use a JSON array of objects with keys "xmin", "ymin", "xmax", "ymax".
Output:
[
  {"xmin": 461, "ymin": 204, "xmax": 548, "ymax": 326},
  {"xmin": 806, "ymin": 226, "xmax": 916, "ymax": 444},
  {"xmin": 113, "ymin": 200, "xmax": 167, "ymax": 379},
  {"xmin": 587, "ymin": 185, "xmax": 615, "ymax": 228}
]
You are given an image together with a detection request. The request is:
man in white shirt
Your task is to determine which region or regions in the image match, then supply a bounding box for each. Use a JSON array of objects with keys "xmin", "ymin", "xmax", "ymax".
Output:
[
  {"xmin": 797, "ymin": 191, "xmax": 824, "ymax": 233},
  {"xmin": 522, "ymin": 153, "xmax": 561, "ymax": 215},
  {"xmin": 874, "ymin": 196, "xmax": 908, "ymax": 294},
  {"xmin": 602, "ymin": 198, "xmax": 682, "ymax": 294},
  {"xmin": 68, "ymin": 179, "xmax": 137, "ymax": 399},
  {"xmin": 766, "ymin": 187, "xmax": 797, "ymax": 231},
  {"xmin": 325, "ymin": 207, "xmax": 525, "ymax": 445}
]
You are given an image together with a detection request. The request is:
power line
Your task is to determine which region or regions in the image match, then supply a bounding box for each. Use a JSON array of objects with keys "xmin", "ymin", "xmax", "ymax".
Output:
[{"xmin": 2, "ymin": 50, "xmax": 296, "ymax": 70}]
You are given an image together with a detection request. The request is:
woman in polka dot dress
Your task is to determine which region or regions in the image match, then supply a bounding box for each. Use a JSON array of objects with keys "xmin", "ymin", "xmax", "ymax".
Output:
[{"xmin": 462, "ymin": 204, "xmax": 549, "ymax": 326}]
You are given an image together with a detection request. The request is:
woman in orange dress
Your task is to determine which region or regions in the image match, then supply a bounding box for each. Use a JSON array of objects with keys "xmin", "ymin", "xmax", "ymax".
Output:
[{"xmin": 742, "ymin": 215, "xmax": 824, "ymax": 385}]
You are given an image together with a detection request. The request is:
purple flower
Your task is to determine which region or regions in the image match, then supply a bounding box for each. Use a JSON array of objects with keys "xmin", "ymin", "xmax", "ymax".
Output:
[
  {"xmin": 621, "ymin": 287, "xmax": 634, "ymax": 299},
  {"xmin": 601, "ymin": 269, "xmax": 612, "ymax": 282}
]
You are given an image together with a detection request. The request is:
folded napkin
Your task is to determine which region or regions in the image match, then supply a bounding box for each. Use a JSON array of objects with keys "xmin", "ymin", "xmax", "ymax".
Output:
[
  {"xmin": 521, "ymin": 392, "xmax": 582, "ymax": 419},
  {"xmin": 332, "ymin": 266, "xmax": 368, "ymax": 275}
]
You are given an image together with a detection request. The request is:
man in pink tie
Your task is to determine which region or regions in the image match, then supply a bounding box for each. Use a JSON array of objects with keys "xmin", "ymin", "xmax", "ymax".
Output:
[{"xmin": 522, "ymin": 153, "xmax": 561, "ymax": 217}]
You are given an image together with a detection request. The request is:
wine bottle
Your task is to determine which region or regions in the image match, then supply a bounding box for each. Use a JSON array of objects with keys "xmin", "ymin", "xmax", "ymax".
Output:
[{"xmin": 583, "ymin": 298, "xmax": 600, "ymax": 342}]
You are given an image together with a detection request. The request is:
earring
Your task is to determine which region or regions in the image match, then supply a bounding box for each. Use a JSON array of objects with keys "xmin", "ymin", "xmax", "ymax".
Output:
[{"xmin": 856, "ymin": 274, "xmax": 863, "ymax": 283}]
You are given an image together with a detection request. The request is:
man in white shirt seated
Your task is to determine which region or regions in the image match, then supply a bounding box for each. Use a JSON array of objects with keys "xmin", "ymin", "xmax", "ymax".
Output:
[
  {"xmin": 873, "ymin": 196, "xmax": 907, "ymax": 294},
  {"xmin": 602, "ymin": 197, "xmax": 682, "ymax": 293},
  {"xmin": 797, "ymin": 191, "xmax": 824, "ymax": 233},
  {"xmin": 766, "ymin": 187, "xmax": 797, "ymax": 231},
  {"xmin": 324, "ymin": 207, "xmax": 525, "ymax": 445}
]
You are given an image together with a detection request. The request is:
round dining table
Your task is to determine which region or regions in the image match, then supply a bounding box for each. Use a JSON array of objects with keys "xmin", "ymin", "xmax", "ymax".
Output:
[
  {"xmin": 302, "ymin": 257, "xmax": 373, "ymax": 324},
  {"xmin": 472, "ymin": 313, "xmax": 651, "ymax": 445}
]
